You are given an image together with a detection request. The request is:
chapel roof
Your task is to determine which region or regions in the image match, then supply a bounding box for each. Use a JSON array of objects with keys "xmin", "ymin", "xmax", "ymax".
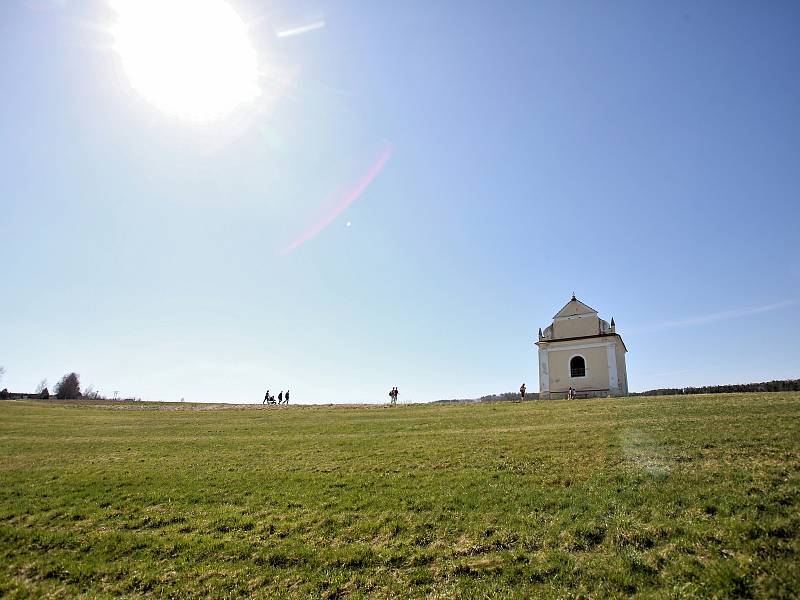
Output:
[{"xmin": 553, "ymin": 294, "xmax": 598, "ymax": 319}]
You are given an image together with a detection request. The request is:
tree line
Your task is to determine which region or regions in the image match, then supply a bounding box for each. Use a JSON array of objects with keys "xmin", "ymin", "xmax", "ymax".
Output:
[
  {"xmin": 631, "ymin": 379, "xmax": 800, "ymax": 397},
  {"xmin": 0, "ymin": 372, "xmax": 102, "ymax": 400},
  {"xmin": 436, "ymin": 379, "xmax": 799, "ymax": 403}
]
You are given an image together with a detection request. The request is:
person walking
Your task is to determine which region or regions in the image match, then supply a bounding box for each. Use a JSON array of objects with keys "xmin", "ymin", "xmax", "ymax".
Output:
[
  {"xmin": 278, "ymin": 391, "xmax": 283, "ymax": 404},
  {"xmin": 393, "ymin": 387, "xmax": 399, "ymax": 404},
  {"xmin": 285, "ymin": 390, "xmax": 290, "ymax": 404},
  {"xmin": 263, "ymin": 390, "xmax": 269, "ymax": 405},
  {"xmin": 519, "ymin": 383, "xmax": 526, "ymax": 402}
]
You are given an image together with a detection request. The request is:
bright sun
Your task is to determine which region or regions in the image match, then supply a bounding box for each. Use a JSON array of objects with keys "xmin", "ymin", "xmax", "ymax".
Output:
[{"xmin": 110, "ymin": 0, "xmax": 261, "ymax": 122}]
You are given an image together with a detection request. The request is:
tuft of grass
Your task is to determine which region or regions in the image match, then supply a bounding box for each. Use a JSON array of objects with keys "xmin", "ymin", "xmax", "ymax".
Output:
[{"xmin": 1, "ymin": 392, "xmax": 799, "ymax": 598}]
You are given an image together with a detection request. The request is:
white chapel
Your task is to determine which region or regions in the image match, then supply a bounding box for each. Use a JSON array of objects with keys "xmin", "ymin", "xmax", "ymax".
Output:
[{"xmin": 536, "ymin": 295, "xmax": 628, "ymax": 399}]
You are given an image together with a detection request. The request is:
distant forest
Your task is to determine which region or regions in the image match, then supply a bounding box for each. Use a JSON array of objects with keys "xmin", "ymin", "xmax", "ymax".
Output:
[
  {"xmin": 433, "ymin": 392, "xmax": 539, "ymax": 404},
  {"xmin": 435, "ymin": 379, "xmax": 799, "ymax": 403},
  {"xmin": 631, "ymin": 379, "xmax": 800, "ymax": 396}
]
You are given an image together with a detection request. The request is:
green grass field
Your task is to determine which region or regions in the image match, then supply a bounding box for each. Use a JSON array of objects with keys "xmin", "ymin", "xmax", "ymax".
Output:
[{"xmin": 1, "ymin": 393, "xmax": 798, "ymax": 598}]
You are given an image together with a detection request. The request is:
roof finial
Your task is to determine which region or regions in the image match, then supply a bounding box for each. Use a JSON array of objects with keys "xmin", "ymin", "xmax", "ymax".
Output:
[
  {"xmin": 538, "ymin": 327, "xmax": 543, "ymax": 339},
  {"xmin": 571, "ymin": 291, "xmax": 576, "ymax": 301}
]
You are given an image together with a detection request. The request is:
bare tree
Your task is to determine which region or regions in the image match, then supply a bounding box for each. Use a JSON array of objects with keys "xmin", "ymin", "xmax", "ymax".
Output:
[
  {"xmin": 55, "ymin": 372, "xmax": 81, "ymax": 399},
  {"xmin": 0, "ymin": 366, "xmax": 5, "ymax": 382},
  {"xmin": 35, "ymin": 379, "xmax": 48, "ymax": 394}
]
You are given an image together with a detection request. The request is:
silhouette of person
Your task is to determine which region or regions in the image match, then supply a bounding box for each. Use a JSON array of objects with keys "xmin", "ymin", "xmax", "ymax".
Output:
[
  {"xmin": 285, "ymin": 390, "xmax": 290, "ymax": 404},
  {"xmin": 393, "ymin": 387, "xmax": 399, "ymax": 404},
  {"xmin": 263, "ymin": 390, "xmax": 269, "ymax": 405},
  {"xmin": 519, "ymin": 383, "xmax": 526, "ymax": 402},
  {"xmin": 278, "ymin": 391, "xmax": 283, "ymax": 404}
]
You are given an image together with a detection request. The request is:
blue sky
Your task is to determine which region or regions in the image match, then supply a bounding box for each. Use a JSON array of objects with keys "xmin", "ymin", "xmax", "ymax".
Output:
[{"xmin": 2, "ymin": 0, "xmax": 799, "ymax": 403}]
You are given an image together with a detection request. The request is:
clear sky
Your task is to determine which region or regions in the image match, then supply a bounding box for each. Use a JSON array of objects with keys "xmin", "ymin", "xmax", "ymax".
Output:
[{"xmin": 2, "ymin": 0, "xmax": 799, "ymax": 403}]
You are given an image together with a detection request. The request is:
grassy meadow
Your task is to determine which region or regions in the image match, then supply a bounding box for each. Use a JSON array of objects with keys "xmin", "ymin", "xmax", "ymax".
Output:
[{"xmin": 1, "ymin": 393, "xmax": 798, "ymax": 598}]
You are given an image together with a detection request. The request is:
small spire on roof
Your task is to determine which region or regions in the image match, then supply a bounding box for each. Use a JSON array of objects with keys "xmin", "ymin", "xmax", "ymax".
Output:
[
  {"xmin": 611, "ymin": 317, "xmax": 615, "ymax": 327},
  {"xmin": 571, "ymin": 292, "xmax": 577, "ymax": 301},
  {"xmin": 538, "ymin": 327, "xmax": 543, "ymax": 338}
]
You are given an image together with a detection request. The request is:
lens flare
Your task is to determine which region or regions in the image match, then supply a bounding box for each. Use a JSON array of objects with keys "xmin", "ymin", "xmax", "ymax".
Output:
[{"xmin": 280, "ymin": 146, "xmax": 393, "ymax": 255}]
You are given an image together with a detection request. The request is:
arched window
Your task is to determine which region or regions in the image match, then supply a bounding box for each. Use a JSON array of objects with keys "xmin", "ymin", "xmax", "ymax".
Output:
[{"xmin": 570, "ymin": 355, "xmax": 586, "ymax": 378}]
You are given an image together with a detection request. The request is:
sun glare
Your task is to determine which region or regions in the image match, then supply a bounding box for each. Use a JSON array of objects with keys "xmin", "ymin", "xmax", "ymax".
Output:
[{"xmin": 110, "ymin": 0, "xmax": 261, "ymax": 122}]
